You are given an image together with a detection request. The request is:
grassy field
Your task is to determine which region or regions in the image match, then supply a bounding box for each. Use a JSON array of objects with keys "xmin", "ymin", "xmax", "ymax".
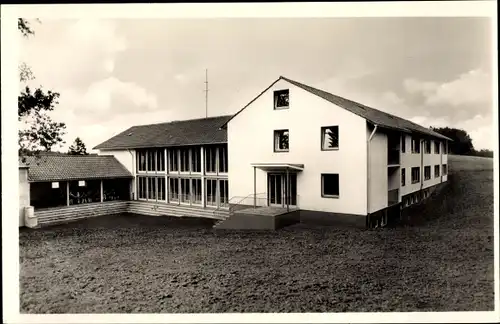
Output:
[{"xmin": 19, "ymin": 155, "xmax": 494, "ymax": 313}]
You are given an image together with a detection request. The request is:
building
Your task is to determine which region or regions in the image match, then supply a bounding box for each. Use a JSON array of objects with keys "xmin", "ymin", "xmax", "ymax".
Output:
[
  {"xmin": 94, "ymin": 76, "xmax": 451, "ymax": 228},
  {"xmin": 19, "ymin": 154, "xmax": 133, "ymax": 227}
]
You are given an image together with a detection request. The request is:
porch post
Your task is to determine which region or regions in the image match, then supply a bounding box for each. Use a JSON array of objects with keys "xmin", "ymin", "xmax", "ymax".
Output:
[
  {"xmin": 253, "ymin": 166, "xmax": 256, "ymax": 208},
  {"xmin": 100, "ymin": 180, "xmax": 104, "ymax": 202},
  {"xmin": 66, "ymin": 181, "xmax": 70, "ymax": 206},
  {"xmin": 286, "ymin": 167, "xmax": 290, "ymax": 212}
]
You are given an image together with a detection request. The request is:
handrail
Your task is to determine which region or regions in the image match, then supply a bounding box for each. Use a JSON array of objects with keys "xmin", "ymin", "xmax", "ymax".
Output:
[{"xmin": 212, "ymin": 192, "xmax": 267, "ymax": 218}]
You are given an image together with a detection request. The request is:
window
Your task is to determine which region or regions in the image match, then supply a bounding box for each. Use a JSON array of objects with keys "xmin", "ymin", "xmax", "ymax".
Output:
[
  {"xmin": 191, "ymin": 147, "xmax": 201, "ymax": 173},
  {"xmin": 52, "ymin": 182, "xmax": 59, "ymax": 189},
  {"xmin": 401, "ymin": 135, "xmax": 406, "ymax": 153},
  {"xmin": 424, "ymin": 166, "xmax": 431, "ymax": 180},
  {"xmin": 158, "ymin": 177, "xmax": 166, "ymax": 200},
  {"xmin": 274, "ymin": 129, "xmax": 289, "ymax": 152},
  {"xmin": 401, "ymin": 168, "xmax": 406, "ymax": 186},
  {"xmin": 434, "ymin": 141, "xmax": 440, "ymax": 154},
  {"xmin": 411, "ymin": 167, "xmax": 420, "ymax": 184},
  {"xmin": 205, "ymin": 146, "xmax": 217, "ymax": 173},
  {"xmin": 169, "ymin": 178, "xmax": 179, "ymax": 202},
  {"xmin": 321, "ymin": 126, "xmax": 339, "ymax": 150},
  {"xmin": 424, "ymin": 140, "xmax": 431, "ymax": 154},
  {"xmin": 442, "ymin": 164, "xmax": 447, "ymax": 175},
  {"xmin": 180, "ymin": 178, "xmax": 190, "ymax": 203},
  {"xmin": 218, "ymin": 145, "xmax": 228, "ymax": 173},
  {"xmin": 180, "ymin": 148, "xmax": 190, "ymax": 172},
  {"xmin": 147, "ymin": 150, "xmax": 155, "ymax": 171},
  {"xmin": 138, "ymin": 177, "xmax": 147, "ymax": 199},
  {"xmin": 321, "ymin": 174, "xmax": 339, "ymax": 197},
  {"xmin": 137, "ymin": 150, "xmax": 147, "ymax": 172},
  {"xmin": 192, "ymin": 179, "xmax": 202, "ymax": 204},
  {"xmin": 147, "ymin": 177, "xmax": 157, "ymax": 200},
  {"xmin": 274, "ymin": 89, "xmax": 289, "ymax": 109},
  {"xmin": 411, "ymin": 137, "xmax": 420, "ymax": 154},
  {"xmin": 219, "ymin": 179, "xmax": 229, "ymax": 207},
  {"xmin": 206, "ymin": 179, "xmax": 217, "ymax": 206},
  {"xmin": 434, "ymin": 165, "xmax": 440, "ymax": 178},
  {"xmin": 168, "ymin": 149, "xmax": 178, "ymax": 172},
  {"xmin": 156, "ymin": 149, "xmax": 165, "ymax": 172}
]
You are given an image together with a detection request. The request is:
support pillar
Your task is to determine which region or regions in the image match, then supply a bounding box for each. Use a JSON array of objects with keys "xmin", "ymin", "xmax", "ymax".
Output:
[
  {"xmin": 66, "ymin": 181, "xmax": 70, "ymax": 206},
  {"xmin": 253, "ymin": 166, "xmax": 256, "ymax": 208},
  {"xmin": 100, "ymin": 180, "xmax": 104, "ymax": 202},
  {"xmin": 286, "ymin": 167, "xmax": 290, "ymax": 212}
]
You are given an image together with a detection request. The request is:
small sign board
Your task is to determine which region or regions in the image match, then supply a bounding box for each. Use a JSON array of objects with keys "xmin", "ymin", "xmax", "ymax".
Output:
[
  {"xmin": 78, "ymin": 180, "xmax": 86, "ymax": 187},
  {"xmin": 51, "ymin": 182, "xmax": 59, "ymax": 189}
]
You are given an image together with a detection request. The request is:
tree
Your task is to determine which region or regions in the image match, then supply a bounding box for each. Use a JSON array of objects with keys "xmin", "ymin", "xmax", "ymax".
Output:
[
  {"xmin": 68, "ymin": 137, "xmax": 89, "ymax": 155},
  {"xmin": 431, "ymin": 126, "xmax": 475, "ymax": 155},
  {"xmin": 18, "ymin": 18, "xmax": 66, "ymax": 159}
]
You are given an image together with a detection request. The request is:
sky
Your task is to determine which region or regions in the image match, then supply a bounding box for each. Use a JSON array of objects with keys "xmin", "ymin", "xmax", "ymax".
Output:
[{"xmin": 19, "ymin": 17, "xmax": 494, "ymax": 151}]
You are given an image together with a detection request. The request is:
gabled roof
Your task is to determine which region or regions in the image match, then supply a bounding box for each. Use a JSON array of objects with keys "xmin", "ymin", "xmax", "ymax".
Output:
[
  {"xmin": 94, "ymin": 115, "xmax": 232, "ymax": 150},
  {"xmin": 21, "ymin": 155, "xmax": 133, "ymax": 182},
  {"xmin": 222, "ymin": 76, "xmax": 452, "ymax": 141}
]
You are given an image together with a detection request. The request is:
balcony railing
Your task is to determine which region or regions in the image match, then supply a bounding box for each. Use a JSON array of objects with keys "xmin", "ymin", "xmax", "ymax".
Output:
[{"xmin": 388, "ymin": 188, "xmax": 399, "ymax": 206}]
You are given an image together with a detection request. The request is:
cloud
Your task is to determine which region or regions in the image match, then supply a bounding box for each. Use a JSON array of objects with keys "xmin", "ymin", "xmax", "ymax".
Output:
[
  {"xmin": 403, "ymin": 69, "xmax": 493, "ymax": 119},
  {"xmin": 59, "ymin": 77, "xmax": 158, "ymax": 119},
  {"xmin": 425, "ymin": 69, "xmax": 492, "ymax": 107}
]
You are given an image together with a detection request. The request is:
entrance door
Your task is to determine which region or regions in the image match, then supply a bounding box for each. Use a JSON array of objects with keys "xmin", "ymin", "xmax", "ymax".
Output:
[
  {"xmin": 268, "ymin": 174, "xmax": 283, "ymax": 206},
  {"xmin": 268, "ymin": 173, "xmax": 297, "ymax": 207}
]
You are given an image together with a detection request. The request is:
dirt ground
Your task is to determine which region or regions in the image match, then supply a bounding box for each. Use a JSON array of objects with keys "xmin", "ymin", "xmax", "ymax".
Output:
[{"xmin": 19, "ymin": 155, "xmax": 494, "ymax": 313}]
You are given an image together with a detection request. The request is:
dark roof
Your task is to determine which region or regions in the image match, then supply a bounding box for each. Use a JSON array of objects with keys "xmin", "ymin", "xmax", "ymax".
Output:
[
  {"xmin": 222, "ymin": 76, "xmax": 452, "ymax": 141},
  {"xmin": 94, "ymin": 115, "xmax": 232, "ymax": 150},
  {"xmin": 22, "ymin": 155, "xmax": 133, "ymax": 182}
]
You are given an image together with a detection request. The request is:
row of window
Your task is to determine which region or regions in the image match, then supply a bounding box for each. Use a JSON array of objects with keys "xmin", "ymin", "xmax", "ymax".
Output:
[
  {"xmin": 137, "ymin": 145, "xmax": 228, "ymax": 174},
  {"xmin": 401, "ymin": 164, "xmax": 448, "ymax": 186},
  {"xmin": 274, "ymin": 126, "xmax": 339, "ymax": 152},
  {"xmin": 403, "ymin": 136, "xmax": 449, "ymax": 155},
  {"xmin": 137, "ymin": 176, "xmax": 229, "ymax": 207}
]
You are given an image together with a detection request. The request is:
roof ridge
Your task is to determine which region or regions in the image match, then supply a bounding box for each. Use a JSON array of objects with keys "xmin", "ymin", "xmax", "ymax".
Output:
[{"xmin": 131, "ymin": 114, "xmax": 233, "ymax": 128}]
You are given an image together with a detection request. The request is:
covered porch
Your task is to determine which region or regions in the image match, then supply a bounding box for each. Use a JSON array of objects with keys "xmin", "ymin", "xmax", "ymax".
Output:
[{"xmin": 250, "ymin": 162, "xmax": 304, "ymax": 212}]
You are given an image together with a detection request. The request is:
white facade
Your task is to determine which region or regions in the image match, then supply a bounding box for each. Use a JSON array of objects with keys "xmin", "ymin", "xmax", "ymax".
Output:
[{"xmin": 228, "ymin": 79, "xmax": 368, "ymax": 216}]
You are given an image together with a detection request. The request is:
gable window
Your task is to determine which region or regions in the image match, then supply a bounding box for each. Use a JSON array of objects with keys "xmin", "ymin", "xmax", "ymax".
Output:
[
  {"xmin": 434, "ymin": 165, "xmax": 440, "ymax": 178},
  {"xmin": 434, "ymin": 141, "xmax": 440, "ymax": 154},
  {"xmin": 321, "ymin": 126, "xmax": 339, "ymax": 150},
  {"xmin": 274, "ymin": 90, "xmax": 289, "ymax": 109},
  {"xmin": 401, "ymin": 168, "xmax": 406, "ymax": 186},
  {"xmin": 274, "ymin": 129, "xmax": 289, "ymax": 152},
  {"xmin": 424, "ymin": 139, "xmax": 431, "ymax": 154},
  {"xmin": 401, "ymin": 135, "xmax": 406, "ymax": 153},
  {"xmin": 321, "ymin": 174, "xmax": 339, "ymax": 197},
  {"xmin": 411, "ymin": 137, "xmax": 420, "ymax": 154},
  {"xmin": 424, "ymin": 166, "xmax": 431, "ymax": 180},
  {"xmin": 442, "ymin": 164, "xmax": 447, "ymax": 175},
  {"xmin": 411, "ymin": 167, "xmax": 420, "ymax": 184}
]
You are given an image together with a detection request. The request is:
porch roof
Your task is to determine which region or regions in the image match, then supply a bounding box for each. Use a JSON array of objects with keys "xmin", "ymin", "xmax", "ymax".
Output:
[
  {"xmin": 251, "ymin": 163, "xmax": 304, "ymax": 172},
  {"xmin": 21, "ymin": 155, "xmax": 133, "ymax": 182}
]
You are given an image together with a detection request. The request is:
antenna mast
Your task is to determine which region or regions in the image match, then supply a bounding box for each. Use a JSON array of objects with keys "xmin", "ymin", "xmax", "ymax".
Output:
[{"xmin": 204, "ymin": 69, "xmax": 209, "ymax": 118}]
